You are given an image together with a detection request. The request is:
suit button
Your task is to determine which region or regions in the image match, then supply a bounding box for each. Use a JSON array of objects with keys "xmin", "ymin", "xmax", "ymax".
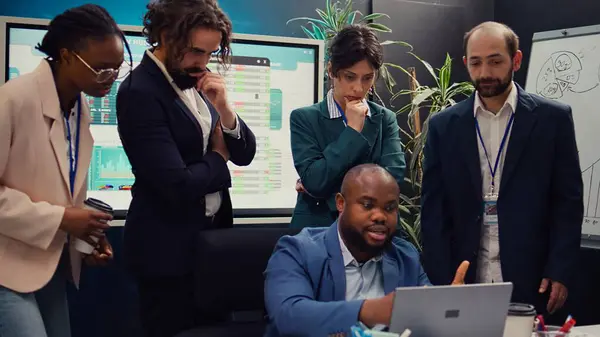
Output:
[{"xmin": 316, "ymin": 201, "xmax": 320, "ymax": 205}]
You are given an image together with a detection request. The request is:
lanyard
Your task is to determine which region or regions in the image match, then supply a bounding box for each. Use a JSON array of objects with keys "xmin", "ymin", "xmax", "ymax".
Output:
[
  {"xmin": 475, "ymin": 113, "xmax": 514, "ymax": 194},
  {"xmin": 64, "ymin": 97, "xmax": 82, "ymax": 197},
  {"xmin": 334, "ymin": 100, "xmax": 348, "ymax": 125}
]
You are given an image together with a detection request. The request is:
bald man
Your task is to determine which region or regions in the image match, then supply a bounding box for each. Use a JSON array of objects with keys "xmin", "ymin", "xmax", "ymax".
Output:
[
  {"xmin": 264, "ymin": 163, "xmax": 469, "ymax": 337},
  {"xmin": 421, "ymin": 21, "xmax": 583, "ymax": 318}
]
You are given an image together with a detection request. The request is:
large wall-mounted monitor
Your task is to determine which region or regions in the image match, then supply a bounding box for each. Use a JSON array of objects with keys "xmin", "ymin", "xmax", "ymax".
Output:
[{"xmin": 0, "ymin": 16, "xmax": 325, "ymax": 218}]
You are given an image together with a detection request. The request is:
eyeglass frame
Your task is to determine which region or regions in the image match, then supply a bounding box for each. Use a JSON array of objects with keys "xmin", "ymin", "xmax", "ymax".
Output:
[{"xmin": 73, "ymin": 52, "xmax": 124, "ymax": 84}]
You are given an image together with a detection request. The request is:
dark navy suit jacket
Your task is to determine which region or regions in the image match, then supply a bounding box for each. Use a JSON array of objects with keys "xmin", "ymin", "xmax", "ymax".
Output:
[
  {"xmin": 116, "ymin": 53, "xmax": 256, "ymax": 277},
  {"xmin": 420, "ymin": 84, "xmax": 583, "ymax": 313}
]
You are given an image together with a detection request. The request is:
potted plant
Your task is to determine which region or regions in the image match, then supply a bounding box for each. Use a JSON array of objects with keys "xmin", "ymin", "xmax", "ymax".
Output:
[
  {"xmin": 390, "ymin": 53, "xmax": 475, "ymax": 250},
  {"xmin": 287, "ymin": 0, "xmax": 412, "ymax": 104}
]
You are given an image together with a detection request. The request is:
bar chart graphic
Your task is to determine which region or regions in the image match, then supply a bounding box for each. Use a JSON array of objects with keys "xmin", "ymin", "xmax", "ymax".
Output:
[{"xmin": 88, "ymin": 146, "xmax": 135, "ymax": 191}]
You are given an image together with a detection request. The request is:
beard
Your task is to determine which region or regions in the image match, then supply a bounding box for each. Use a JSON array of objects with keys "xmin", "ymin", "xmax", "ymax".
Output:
[
  {"xmin": 340, "ymin": 222, "xmax": 393, "ymax": 258},
  {"xmin": 164, "ymin": 54, "xmax": 204, "ymax": 90},
  {"xmin": 474, "ymin": 70, "xmax": 513, "ymax": 98}
]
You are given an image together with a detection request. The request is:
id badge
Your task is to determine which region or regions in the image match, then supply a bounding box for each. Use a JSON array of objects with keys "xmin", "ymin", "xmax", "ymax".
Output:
[{"xmin": 483, "ymin": 193, "xmax": 498, "ymax": 226}]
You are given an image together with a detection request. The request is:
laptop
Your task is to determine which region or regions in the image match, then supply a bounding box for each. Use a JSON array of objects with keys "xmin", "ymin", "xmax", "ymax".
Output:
[{"xmin": 388, "ymin": 282, "xmax": 513, "ymax": 337}]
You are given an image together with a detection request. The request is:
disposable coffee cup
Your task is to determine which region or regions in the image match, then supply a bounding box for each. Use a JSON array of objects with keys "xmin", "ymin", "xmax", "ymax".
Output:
[
  {"xmin": 74, "ymin": 198, "xmax": 113, "ymax": 254},
  {"xmin": 503, "ymin": 303, "xmax": 536, "ymax": 337}
]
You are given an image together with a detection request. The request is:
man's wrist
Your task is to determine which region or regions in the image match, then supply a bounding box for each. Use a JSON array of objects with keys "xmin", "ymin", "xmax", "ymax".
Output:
[
  {"xmin": 216, "ymin": 104, "xmax": 236, "ymax": 129},
  {"xmin": 358, "ymin": 298, "xmax": 379, "ymax": 328}
]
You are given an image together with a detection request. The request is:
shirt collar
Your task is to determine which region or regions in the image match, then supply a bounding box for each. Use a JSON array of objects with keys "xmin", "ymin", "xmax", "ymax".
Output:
[
  {"xmin": 474, "ymin": 81, "xmax": 518, "ymax": 117},
  {"xmin": 327, "ymin": 89, "xmax": 372, "ymax": 120},
  {"xmin": 145, "ymin": 49, "xmax": 177, "ymax": 84},
  {"xmin": 338, "ymin": 226, "xmax": 382, "ymax": 267}
]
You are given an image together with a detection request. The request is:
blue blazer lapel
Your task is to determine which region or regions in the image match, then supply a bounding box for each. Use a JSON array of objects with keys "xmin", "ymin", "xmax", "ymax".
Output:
[
  {"xmin": 324, "ymin": 222, "xmax": 346, "ymax": 301},
  {"xmin": 500, "ymin": 85, "xmax": 539, "ymax": 192},
  {"xmin": 382, "ymin": 253, "xmax": 401, "ymax": 294}
]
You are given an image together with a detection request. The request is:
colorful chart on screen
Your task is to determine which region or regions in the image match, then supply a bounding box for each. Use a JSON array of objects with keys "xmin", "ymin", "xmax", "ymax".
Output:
[{"xmin": 6, "ymin": 25, "xmax": 319, "ymax": 214}]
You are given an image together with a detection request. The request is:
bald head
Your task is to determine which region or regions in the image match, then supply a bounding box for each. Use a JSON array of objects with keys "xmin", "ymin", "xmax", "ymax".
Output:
[
  {"xmin": 336, "ymin": 164, "xmax": 400, "ymax": 262},
  {"xmin": 463, "ymin": 21, "xmax": 519, "ymax": 58},
  {"xmin": 340, "ymin": 163, "xmax": 399, "ymax": 197}
]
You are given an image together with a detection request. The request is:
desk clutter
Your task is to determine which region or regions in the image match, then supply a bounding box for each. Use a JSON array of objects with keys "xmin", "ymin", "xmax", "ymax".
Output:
[
  {"xmin": 533, "ymin": 315, "xmax": 580, "ymax": 336},
  {"xmin": 349, "ymin": 323, "xmax": 410, "ymax": 337}
]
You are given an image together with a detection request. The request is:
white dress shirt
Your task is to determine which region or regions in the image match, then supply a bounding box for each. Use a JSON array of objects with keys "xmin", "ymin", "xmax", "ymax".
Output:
[
  {"xmin": 474, "ymin": 81, "xmax": 518, "ymax": 283},
  {"xmin": 145, "ymin": 50, "xmax": 240, "ymax": 216}
]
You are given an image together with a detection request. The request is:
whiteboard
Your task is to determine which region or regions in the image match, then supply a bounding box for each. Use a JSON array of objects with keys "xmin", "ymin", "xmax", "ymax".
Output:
[{"xmin": 524, "ymin": 24, "xmax": 600, "ymax": 240}]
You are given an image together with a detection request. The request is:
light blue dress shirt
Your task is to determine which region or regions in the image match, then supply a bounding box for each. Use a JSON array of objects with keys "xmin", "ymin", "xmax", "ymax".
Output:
[{"xmin": 338, "ymin": 230, "xmax": 385, "ymax": 301}]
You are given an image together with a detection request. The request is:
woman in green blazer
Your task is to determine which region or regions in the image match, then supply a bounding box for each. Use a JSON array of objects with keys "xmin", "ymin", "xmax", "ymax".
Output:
[{"xmin": 290, "ymin": 24, "xmax": 406, "ymax": 228}]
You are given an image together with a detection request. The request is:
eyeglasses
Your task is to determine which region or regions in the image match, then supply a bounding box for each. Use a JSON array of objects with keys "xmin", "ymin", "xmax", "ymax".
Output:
[{"xmin": 73, "ymin": 52, "xmax": 128, "ymax": 84}]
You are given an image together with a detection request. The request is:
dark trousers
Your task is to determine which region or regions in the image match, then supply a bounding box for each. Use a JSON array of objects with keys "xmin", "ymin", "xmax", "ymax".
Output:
[{"xmin": 136, "ymin": 274, "xmax": 199, "ymax": 337}]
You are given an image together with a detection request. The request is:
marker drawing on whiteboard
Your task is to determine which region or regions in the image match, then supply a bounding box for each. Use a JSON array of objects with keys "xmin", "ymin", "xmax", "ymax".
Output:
[{"xmin": 536, "ymin": 50, "xmax": 600, "ymax": 99}]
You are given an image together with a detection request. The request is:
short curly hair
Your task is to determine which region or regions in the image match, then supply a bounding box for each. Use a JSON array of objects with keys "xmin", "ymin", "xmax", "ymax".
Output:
[{"xmin": 142, "ymin": 0, "xmax": 232, "ymax": 66}]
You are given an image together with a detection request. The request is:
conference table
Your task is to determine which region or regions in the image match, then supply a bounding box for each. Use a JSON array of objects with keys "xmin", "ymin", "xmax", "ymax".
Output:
[{"xmin": 574, "ymin": 325, "xmax": 600, "ymax": 336}]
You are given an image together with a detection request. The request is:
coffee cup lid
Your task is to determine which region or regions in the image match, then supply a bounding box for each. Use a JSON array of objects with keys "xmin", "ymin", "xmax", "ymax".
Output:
[
  {"xmin": 508, "ymin": 303, "xmax": 536, "ymax": 316},
  {"xmin": 84, "ymin": 198, "xmax": 113, "ymax": 214}
]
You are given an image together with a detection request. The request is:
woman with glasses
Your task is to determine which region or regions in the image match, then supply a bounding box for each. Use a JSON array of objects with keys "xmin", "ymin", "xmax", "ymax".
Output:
[
  {"xmin": 0, "ymin": 4, "xmax": 131, "ymax": 337},
  {"xmin": 289, "ymin": 24, "xmax": 406, "ymax": 228}
]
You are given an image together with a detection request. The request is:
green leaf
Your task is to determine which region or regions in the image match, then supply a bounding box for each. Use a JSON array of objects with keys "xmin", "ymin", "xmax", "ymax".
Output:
[
  {"xmin": 390, "ymin": 86, "xmax": 423, "ymax": 103},
  {"xmin": 409, "ymin": 133, "xmax": 425, "ymax": 173},
  {"xmin": 316, "ymin": 8, "xmax": 336, "ymax": 31},
  {"xmin": 399, "ymin": 193, "xmax": 415, "ymax": 207},
  {"xmin": 412, "ymin": 88, "xmax": 437, "ymax": 107},
  {"xmin": 378, "ymin": 64, "xmax": 397, "ymax": 93},
  {"xmin": 413, "ymin": 213, "xmax": 422, "ymax": 235},
  {"xmin": 399, "ymin": 218, "xmax": 422, "ymax": 251},
  {"xmin": 408, "ymin": 52, "xmax": 439, "ymax": 87},
  {"xmin": 380, "ymin": 40, "xmax": 413, "ymax": 51},
  {"xmin": 301, "ymin": 25, "xmax": 317, "ymax": 39},
  {"xmin": 366, "ymin": 22, "xmax": 392, "ymax": 33},
  {"xmin": 383, "ymin": 62, "xmax": 417, "ymax": 83},
  {"xmin": 357, "ymin": 12, "xmax": 390, "ymax": 23},
  {"xmin": 326, "ymin": 0, "xmax": 332, "ymax": 22},
  {"xmin": 398, "ymin": 204, "xmax": 411, "ymax": 214},
  {"xmin": 347, "ymin": 10, "xmax": 358, "ymax": 25},
  {"xmin": 308, "ymin": 22, "xmax": 326, "ymax": 40},
  {"xmin": 333, "ymin": 0, "xmax": 354, "ymax": 31},
  {"xmin": 395, "ymin": 103, "xmax": 413, "ymax": 115},
  {"xmin": 438, "ymin": 56, "xmax": 451, "ymax": 94},
  {"xmin": 286, "ymin": 17, "xmax": 329, "ymax": 27},
  {"xmin": 446, "ymin": 82, "xmax": 475, "ymax": 100}
]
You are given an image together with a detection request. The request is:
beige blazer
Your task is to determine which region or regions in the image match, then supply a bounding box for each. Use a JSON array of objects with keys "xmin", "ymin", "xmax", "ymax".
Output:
[{"xmin": 0, "ymin": 60, "xmax": 93, "ymax": 293}]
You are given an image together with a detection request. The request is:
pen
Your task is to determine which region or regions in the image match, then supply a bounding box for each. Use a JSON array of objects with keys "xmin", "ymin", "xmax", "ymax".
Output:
[
  {"xmin": 559, "ymin": 317, "xmax": 576, "ymax": 333},
  {"xmin": 536, "ymin": 315, "xmax": 547, "ymax": 332}
]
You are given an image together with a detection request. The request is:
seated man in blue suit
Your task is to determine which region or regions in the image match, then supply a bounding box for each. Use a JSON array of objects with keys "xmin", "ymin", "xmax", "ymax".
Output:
[{"xmin": 264, "ymin": 164, "xmax": 470, "ymax": 337}]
